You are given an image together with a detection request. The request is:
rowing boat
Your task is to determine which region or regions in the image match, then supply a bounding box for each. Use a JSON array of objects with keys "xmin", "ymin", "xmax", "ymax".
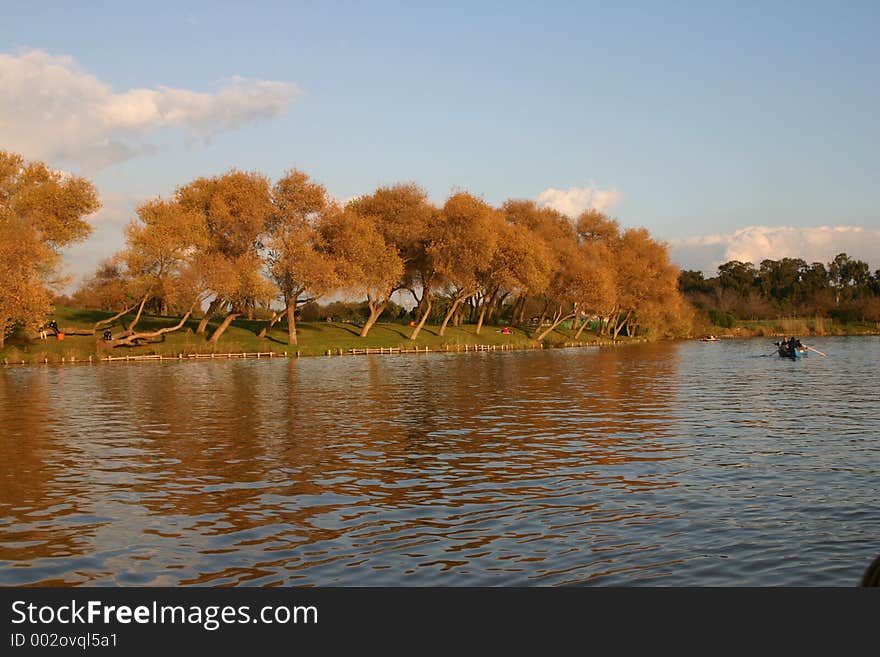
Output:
[{"xmin": 777, "ymin": 344, "xmax": 808, "ymax": 359}]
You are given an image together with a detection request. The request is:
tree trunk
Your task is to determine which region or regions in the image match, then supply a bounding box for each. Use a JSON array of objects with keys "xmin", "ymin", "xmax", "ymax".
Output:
[
  {"xmin": 490, "ymin": 291, "xmax": 509, "ymax": 324},
  {"xmin": 208, "ymin": 312, "xmax": 241, "ymax": 343},
  {"xmin": 601, "ymin": 307, "xmax": 618, "ymax": 336},
  {"xmin": 408, "ymin": 287, "xmax": 424, "ymax": 320},
  {"xmin": 197, "ymin": 298, "xmax": 223, "ymax": 335},
  {"xmin": 359, "ymin": 299, "xmax": 387, "ymax": 337},
  {"xmin": 476, "ymin": 288, "xmax": 498, "ymax": 335},
  {"xmin": 410, "ymin": 296, "xmax": 432, "ymax": 340},
  {"xmin": 535, "ymin": 307, "xmax": 575, "ymax": 342},
  {"xmin": 111, "ymin": 308, "xmax": 195, "ymax": 347},
  {"xmin": 287, "ymin": 303, "xmax": 297, "ymax": 345},
  {"xmin": 574, "ymin": 314, "xmax": 591, "ymax": 339},
  {"xmin": 513, "ymin": 295, "xmax": 527, "ymax": 325},
  {"xmin": 439, "ymin": 297, "xmax": 464, "ymax": 336},
  {"xmin": 257, "ymin": 307, "xmax": 286, "ymax": 338},
  {"xmin": 0, "ymin": 320, "xmax": 6, "ymax": 349},
  {"xmin": 612, "ymin": 310, "xmax": 630, "ymax": 339},
  {"xmin": 536, "ymin": 300, "xmax": 550, "ymax": 329},
  {"xmin": 475, "ymin": 304, "xmax": 488, "ymax": 335},
  {"xmin": 124, "ymin": 295, "xmax": 149, "ymax": 334}
]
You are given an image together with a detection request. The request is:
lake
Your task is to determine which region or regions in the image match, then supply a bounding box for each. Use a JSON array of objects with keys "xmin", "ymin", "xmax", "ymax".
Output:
[{"xmin": 1, "ymin": 336, "xmax": 878, "ymax": 586}]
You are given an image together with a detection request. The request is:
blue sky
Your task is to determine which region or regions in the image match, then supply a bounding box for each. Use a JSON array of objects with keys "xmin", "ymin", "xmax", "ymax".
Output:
[{"xmin": 1, "ymin": 1, "xmax": 878, "ymax": 282}]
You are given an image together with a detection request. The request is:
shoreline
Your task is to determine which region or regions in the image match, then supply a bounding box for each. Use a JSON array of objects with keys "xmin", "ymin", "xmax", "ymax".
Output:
[
  {"xmin": 3, "ymin": 329, "xmax": 878, "ymax": 368},
  {"xmin": 3, "ymin": 306, "xmax": 877, "ymax": 367},
  {"xmin": 1, "ymin": 335, "xmax": 654, "ymax": 367}
]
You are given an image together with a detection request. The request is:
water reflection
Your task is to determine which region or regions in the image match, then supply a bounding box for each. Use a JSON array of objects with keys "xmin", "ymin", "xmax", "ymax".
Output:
[{"xmin": 1, "ymin": 337, "xmax": 878, "ymax": 585}]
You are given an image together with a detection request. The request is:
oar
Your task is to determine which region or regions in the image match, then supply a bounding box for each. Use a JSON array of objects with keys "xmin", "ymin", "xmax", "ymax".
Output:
[{"xmin": 805, "ymin": 345, "xmax": 827, "ymax": 357}]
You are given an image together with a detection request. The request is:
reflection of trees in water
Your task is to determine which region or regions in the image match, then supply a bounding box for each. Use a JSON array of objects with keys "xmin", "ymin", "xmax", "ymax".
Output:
[
  {"xmin": 0, "ymin": 368, "xmax": 110, "ymax": 578},
  {"xmin": 1, "ymin": 347, "xmax": 686, "ymax": 584}
]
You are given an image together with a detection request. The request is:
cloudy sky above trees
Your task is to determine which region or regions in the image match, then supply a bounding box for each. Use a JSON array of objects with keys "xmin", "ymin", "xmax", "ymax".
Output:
[{"xmin": 1, "ymin": 3, "xmax": 877, "ymax": 286}]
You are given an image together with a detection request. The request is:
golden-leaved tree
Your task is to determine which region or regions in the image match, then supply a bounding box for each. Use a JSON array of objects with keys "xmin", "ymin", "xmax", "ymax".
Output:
[
  {"xmin": 74, "ymin": 193, "xmax": 211, "ymax": 345},
  {"xmin": 321, "ymin": 208, "xmax": 403, "ymax": 337},
  {"xmin": 0, "ymin": 150, "xmax": 99, "ymax": 348},
  {"xmin": 176, "ymin": 170, "xmax": 275, "ymax": 343},
  {"xmin": 263, "ymin": 170, "xmax": 339, "ymax": 345},
  {"xmin": 431, "ymin": 192, "xmax": 500, "ymax": 336},
  {"xmin": 472, "ymin": 217, "xmax": 552, "ymax": 334},
  {"xmin": 611, "ymin": 228, "xmax": 682, "ymax": 338},
  {"xmin": 105, "ymin": 198, "xmax": 210, "ymax": 346},
  {"xmin": 346, "ymin": 184, "xmax": 436, "ymax": 336}
]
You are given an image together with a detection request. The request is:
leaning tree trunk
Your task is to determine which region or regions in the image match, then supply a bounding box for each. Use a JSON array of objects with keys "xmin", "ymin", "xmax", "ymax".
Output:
[
  {"xmin": 574, "ymin": 314, "xmax": 592, "ymax": 339},
  {"xmin": 612, "ymin": 310, "xmax": 630, "ymax": 339},
  {"xmin": 111, "ymin": 308, "xmax": 195, "ymax": 347},
  {"xmin": 258, "ymin": 306, "xmax": 287, "ymax": 338},
  {"xmin": 197, "ymin": 298, "xmax": 223, "ymax": 335},
  {"xmin": 475, "ymin": 289, "xmax": 498, "ymax": 335},
  {"xmin": 410, "ymin": 296, "xmax": 432, "ymax": 340},
  {"xmin": 489, "ymin": 291, "xmax": 509, "ymax": 324},
  {"xmin": 121, "ymin": 295, "xmax": 149, "ymax": 335},
  {"xmin": 208, "ymin": 312, "xmax": 241, "ymax": 344},
  {"xmin": 360, "ymin": 297, "xmax": 387, "ymax": 337},
  {"xmin": 59, "ymin": 297, "xmax": 150, "ymax": 337},
  {"xmin": 535, "ymin": 306, "xmax": 576, "ymax": 342},
  {"xmin": 475, "ymin": 304, "xmax": 488, "ymax": 335},
  {"xmin": 439, "ymin": 297, "xmax": 464, "ymax": 336},
  {"xmin": 0, "ymin": 319, "xmax": 6, "ymax": 349}
]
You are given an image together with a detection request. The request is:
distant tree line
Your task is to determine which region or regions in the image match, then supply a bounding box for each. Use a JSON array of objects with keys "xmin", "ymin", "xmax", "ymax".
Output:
[
  {"xmin": 1, "ymin": 150, "xmax": 688, "ymax": 348},
  {"xmin": 680, "ymin": 255, "xmax": 880, "ymax": 326}
]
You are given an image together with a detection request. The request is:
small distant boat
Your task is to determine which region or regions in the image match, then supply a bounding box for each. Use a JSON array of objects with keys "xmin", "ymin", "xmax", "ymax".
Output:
[{"xmin": 700, "ymin": 335, "xmax": 718, "ymax": 342}]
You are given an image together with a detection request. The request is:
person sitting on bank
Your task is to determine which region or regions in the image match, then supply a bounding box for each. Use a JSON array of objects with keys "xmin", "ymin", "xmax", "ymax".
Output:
[
  {"xmin": 48, "ymin": 319, "xmax": 59, "ymax": 335},
  {"xmin": 38, "ymin": 322, "xmax": 47, "ymax": 340},
  {"xmin": 103, "ymin": 329, "xmax": 113, "ymax": 341}
]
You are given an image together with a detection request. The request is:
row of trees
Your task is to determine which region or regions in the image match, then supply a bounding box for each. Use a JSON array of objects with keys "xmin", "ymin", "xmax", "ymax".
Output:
[
  {"xmin": 75, "ymin": 171, "xmax": 687, "ymax": 346},
  {"xmin": 1, "ymin": 150, "xmax": 688, "ymax": 348},
  {"xmin": 680, "ymin": 255, "xmax": 880, "ymax": 324}
]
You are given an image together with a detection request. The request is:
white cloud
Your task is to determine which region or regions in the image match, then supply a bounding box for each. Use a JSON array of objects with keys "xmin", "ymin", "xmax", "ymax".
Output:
[
  {"xmin": 536, "ymin": 183, "xmax": 622, "ymax": 217},
  {"xmin": 669, "ymin": 225, "xmax": 880, "ymax": 274},
  {"xmin": 0, "ymin": 49, "xmax": 299, "ymax": 170}
]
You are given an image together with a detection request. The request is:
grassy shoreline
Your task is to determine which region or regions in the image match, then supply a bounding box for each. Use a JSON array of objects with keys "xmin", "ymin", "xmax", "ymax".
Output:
[
  {"xmin": 2, "ymin": 306, "xmax": 877, "ymax": 365},
  {"xmin": 1, "ymin": 306, "xmax": 639, "ymax": 364}
]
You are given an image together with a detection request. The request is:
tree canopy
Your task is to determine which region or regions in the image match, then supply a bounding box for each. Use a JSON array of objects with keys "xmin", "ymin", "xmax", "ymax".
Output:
[
  {"xmin": 0, "ymin": 150, "xmax": 99, "ymax": 347},
  {"xmin": 2, "ymin": 151, "xmax": 691, "ymax": 349}
]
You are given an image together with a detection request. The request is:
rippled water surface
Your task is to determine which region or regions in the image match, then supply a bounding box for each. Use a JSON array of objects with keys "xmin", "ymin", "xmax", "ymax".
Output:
[{"xmin": 1, "ymin": 337, "xmax": 878, "ymax": 586}]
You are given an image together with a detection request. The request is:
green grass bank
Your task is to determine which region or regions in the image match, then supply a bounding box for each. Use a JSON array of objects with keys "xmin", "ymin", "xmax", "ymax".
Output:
[{"xmin": 1, "ymin": 306, "xmax": 637, "ymax": 364}]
